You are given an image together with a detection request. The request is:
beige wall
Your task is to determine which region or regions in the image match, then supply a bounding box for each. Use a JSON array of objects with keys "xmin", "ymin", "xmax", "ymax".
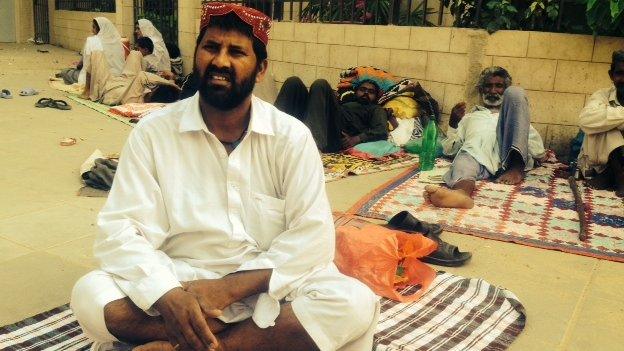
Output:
[
  {"xmin": 14, "ymin": 0, "xmax": 34, "ymax": 43},
  {"xmin": 266, "ymin": 23, "xmax": 624, "ymax": 157},
  {"xmin": 51, "ymin": 0, "xmax": 133, "ymax": 52}
]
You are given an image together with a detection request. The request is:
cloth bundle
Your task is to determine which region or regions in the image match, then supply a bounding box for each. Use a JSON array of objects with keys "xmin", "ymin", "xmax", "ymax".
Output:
[
  {"xmin": 80, "ymin": 150, "xmax": 118, "ymax": 191},
  {"xmin": 336, "ymin": 66, "xmax": 399, "ymax": 99}
]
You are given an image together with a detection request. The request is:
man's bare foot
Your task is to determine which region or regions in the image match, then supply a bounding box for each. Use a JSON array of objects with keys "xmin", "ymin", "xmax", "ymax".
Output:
[
  {"xmin": 423, "ymin": 185, "xmax": 474, "ymax": 209},
  {"xmin": 496, "ymin": 167, "xmax": 524, "ymax": 185},
  {"xmin": 132, "ymin": 341, "xmax": 176, "ymax": 351}
]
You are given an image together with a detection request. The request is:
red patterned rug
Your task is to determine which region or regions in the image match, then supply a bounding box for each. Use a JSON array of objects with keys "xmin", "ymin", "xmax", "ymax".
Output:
[{"xmin": 348, "ymin": 163, "xmax": 624, "ymax": 262}]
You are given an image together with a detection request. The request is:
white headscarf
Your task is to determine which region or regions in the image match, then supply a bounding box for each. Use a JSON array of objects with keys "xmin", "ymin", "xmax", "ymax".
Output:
[
  {"xmin": 138, "ymin": 19, "xmax": 171, "ymax": 72},
  {"xmin": 94, "ymin": 17, "xmax": 125, "ymax": 75}
]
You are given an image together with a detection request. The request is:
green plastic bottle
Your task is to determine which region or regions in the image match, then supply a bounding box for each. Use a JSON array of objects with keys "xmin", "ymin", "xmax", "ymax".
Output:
[{"xmin": 419, "ymin": 120, "xmax": 438, "ymax": 171}]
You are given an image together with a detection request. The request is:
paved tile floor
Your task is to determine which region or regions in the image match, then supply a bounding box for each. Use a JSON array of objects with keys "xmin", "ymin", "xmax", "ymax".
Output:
[{"xmin": 0, "ymin": 43, "xmax": 622, "ymax": 350}]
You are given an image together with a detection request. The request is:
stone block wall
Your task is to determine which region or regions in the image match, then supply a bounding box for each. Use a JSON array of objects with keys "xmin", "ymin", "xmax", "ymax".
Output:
[
  {"xmin": 266, "ymin": 23, "xmax": 624, "ymax": 159},
  {"xmin": 51, "ymin": 0, "xmax": 133, "ymax": 52}
]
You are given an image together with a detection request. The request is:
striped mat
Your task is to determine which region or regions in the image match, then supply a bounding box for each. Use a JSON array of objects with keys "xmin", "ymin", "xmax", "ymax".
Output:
[{"xmin": 0, "ymin": 272, "xmax": 525, "ymax": 351}]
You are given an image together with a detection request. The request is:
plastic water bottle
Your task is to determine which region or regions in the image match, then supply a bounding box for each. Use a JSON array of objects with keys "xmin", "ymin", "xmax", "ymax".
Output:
[{"xmin": 419, "ymin": 120, "xmax": 438, "ymax": 171}]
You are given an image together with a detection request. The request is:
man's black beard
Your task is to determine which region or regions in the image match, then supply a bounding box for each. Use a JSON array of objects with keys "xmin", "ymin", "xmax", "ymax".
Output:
[
  {"xmin": 195, "ymin": 65, "xmax": 257, "ymax": 111},
  {"xmin": 356, "ymin": 95, "xmax": 373, "ymax": 105}
]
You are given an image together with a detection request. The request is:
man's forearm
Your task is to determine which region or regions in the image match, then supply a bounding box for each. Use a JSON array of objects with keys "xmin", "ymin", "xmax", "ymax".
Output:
[{"xmin": 223, "ymin": 269, "xmax": 272, "ymax": 302}]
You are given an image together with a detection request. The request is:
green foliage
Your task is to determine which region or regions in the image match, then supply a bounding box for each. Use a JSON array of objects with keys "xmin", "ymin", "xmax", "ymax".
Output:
[
  {"xmin": 301, "ymin": 0, "xmax": 435, "ymax": 26},
  {"xmin": 442, "ymin": 0, "xmax": 623, "ymax": 35},
  {"xmin": 585, "ymin": 0, "xmax": 624, "ymax": 35}
]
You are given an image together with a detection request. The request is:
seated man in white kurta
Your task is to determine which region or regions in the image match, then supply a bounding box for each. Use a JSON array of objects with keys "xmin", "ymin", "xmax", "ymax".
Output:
[{"xmin": 70, "ymin": 3, "xmax": 379, "ymax": 351}]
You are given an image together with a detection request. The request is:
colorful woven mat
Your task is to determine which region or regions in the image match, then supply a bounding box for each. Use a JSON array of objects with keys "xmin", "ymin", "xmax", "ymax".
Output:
[
  {"xmin": 0, "ymin": 272, "xmax": 525, "ymax": 351},
  {"xmin": 323, "ymin": 153, "xmax": 419, "ymax": 182},
  {"xmin": 349, "ymin": 162, "xmax": 624, "ymax": 262}
]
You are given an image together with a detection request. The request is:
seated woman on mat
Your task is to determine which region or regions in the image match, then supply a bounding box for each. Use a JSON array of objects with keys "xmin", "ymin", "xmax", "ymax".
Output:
[
  {"xmin": 57, "ymin": 18, "xmax": 126, "ymax": 86},
  {"xmin": 80, "ymin": 49, "xmax": 180, "ymax": 106},
  {"xmin": 135, "ymin": 19, "xmax": 173, "ymax": 79}
]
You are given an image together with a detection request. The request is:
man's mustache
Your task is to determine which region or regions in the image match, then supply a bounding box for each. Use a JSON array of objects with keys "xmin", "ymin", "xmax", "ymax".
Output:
[{"xmin": 485, "ymin": 93, "xmax": 502, "ymax": 101}]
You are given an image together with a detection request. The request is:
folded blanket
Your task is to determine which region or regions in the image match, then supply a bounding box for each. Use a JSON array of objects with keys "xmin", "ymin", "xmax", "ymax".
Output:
[
  {"xmin": 109, "ymin": 102, "xmax": 167, "ymax": 118},
  {"xmin": 347, "ymin": 140, "xmax": 403, "ymax": 160}
]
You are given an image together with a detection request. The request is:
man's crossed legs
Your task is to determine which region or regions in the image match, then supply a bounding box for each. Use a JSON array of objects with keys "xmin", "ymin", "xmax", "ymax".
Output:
[{"xmin": 71, "ymin": 265, "xmax": 379, "ymax": 351}]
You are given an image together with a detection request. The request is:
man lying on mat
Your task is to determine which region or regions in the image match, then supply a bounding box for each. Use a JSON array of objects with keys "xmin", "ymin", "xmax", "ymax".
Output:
[
  {"xmin": 578, "ymin": 50, "xmax": 624, "ymax": 197},
  {"xmin": 70, "ymin": 3, "xmax": 379, "ymax": 351},
  {"xmin": 424, "ymin": 66, "xmax": 546, "ymax": 209},
  {"xmin": 274, "ymin": 75, "xmax": 392, "ymax": 152}
]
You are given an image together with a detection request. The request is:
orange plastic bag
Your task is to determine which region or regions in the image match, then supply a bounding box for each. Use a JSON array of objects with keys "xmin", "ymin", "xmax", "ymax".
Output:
[{"xmin": 334, "ymin": 223, "xmax": 438, "ymax": 302}]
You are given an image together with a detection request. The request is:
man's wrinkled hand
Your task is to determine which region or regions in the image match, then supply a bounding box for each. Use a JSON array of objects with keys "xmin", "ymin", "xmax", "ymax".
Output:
[
  {"xmin": 341, "ymin": 131, "xmax": 361, "ymax": 149},
  {"xmin": 449, "ymin": 102, "xmax": 467, "ymax": 129},
  {"xmin": 154, "ymin": 287, "xmax": 221, "ymax": 351}
]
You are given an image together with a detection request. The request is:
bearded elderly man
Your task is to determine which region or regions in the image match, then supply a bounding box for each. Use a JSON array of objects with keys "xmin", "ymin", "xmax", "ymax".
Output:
[
  {"xmin": 70, "ymin": 3, "xmax": 379, "ymax": 351},
  {"xmin": 424, "ymin": 66, "xmax": 546, "ymax": 209}
]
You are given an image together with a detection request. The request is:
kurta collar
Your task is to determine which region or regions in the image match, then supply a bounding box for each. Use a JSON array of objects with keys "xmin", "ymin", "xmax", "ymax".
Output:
[
  {"xmin": 608, "ymin": 86, "xmax": 622, "ymax": 107},
  {"xmin": 178, "ymin": 93, "xmax": 274, "ymax": 136}
]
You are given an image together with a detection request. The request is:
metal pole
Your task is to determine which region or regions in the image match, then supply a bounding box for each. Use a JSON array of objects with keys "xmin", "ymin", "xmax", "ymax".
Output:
[
  {"xmin": 474, "ymin": 0, "xmax": 483, "ymax": 27},
  {"xmin": 422, "ymin": 0, "xmax": 428, "ymax": 26},
  {"xmin": 437, "ymin": 0, "xmax": 444, "ymax": 26},
  {"xmin": 556, "ymin": 0, "xmax": 565, "ymax": 31}
]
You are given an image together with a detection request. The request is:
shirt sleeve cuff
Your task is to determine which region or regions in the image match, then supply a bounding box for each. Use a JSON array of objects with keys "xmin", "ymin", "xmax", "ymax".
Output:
[{"xmin": 122, "ymin": 266, "xmax": 182, "ymax": 311}]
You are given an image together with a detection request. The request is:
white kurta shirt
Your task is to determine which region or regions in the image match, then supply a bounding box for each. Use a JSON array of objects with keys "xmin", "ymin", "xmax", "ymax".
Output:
[
  {"xmin": 442, "ymin": 106, "xmax": 545, "ymax": 174},
  {"xmin": 95, "ymin": 93, "xmax": 335, "ymax": 324}
]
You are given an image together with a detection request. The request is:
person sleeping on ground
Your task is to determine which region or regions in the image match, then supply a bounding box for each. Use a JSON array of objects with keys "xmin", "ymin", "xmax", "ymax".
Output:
[
  {"xmin": 578, "ymin": 50, "xmax": 624, "ymax": 198},
  {"xmin": 80, "ymin": 49, "xmax": 180, "ymax": 106},
  {"xmin": 423, "ymin": 66, "xmax": 546, "ymax": 209},
  {"xmin": 70, "ymin": 3, "xmax": 379, "ymax": 351},
  {"xmin": 274, "ymin": 76, "xmax": 391, "ymax": 152},
  {"xmin": 135, "ymin": 19, "xmax": 173, "ymax": 79},
  {"xmin": 57, "ymin": 17, "xmax": 125, "ymax": 86}
]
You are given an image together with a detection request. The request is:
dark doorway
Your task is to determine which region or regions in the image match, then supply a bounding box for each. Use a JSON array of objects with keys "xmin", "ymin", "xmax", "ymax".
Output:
[
  {"xmin": 134, "ymin": 0, "xmax": 178, "ymax": 45},
  {"xmin": 33, "ymin": 0, "xmax": 50, "ymax": 43}
]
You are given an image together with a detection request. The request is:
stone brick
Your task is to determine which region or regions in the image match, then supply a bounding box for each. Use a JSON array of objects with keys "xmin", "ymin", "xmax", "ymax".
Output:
[
  {"xmin": 271, "ymin": 22, "xmax": 294, "ymax": 41},
  {"xmin": 267, "ymin": 40, "xmax": 284, "ymax": 62},
  {"xmin": 531, "ymin": 123, "xmax": 549, "ymax": 142},
  {"xmin": 271, "ymin": 61, "xmax": 294, "ymax": 82},
  {"xmin": 491, "ymin": 57, "xmax": 557, "ymax": 91},
  {"xmin": 525, "ymin": 91, "xmax": 586, "ymax": 126},
  {"xmin": 425, "ymin": 52, "xmax": 467, "ymax": 84},
  {"xmin": 545, "ymin": 125, "xmax": 579, "ymax": 161},
  {"xmin": 344, "ymin": 24, "xmax": 375, "ymax": 47},
  {"xmin": 450, "ymin": 28, "xmax": 482, "ymax": 53},
  {"xmin": 316, "ymin": 67, "xmax": 342, "ymax": 88},
  {"xmin": 592, "ymin": 36, "xmax": 624, "ymax": 63},
  {"xmin": 282, "ymin": 41, "xmax": 306, "ymax": 64},
  {"xmin": 375, "ymin": 26, "xmax": 410, "ymax": 49},
  {"xmin": 294, "ymin": 23, "xmax": 318, "ymax": 43},
  {"xmin": 293, "ymin": 64, "xmax": 318, "ymax": 87},
  {"xmin": 388, "ymin": 49, "xmax": 427, "ymax": 79},
  {"xmin": 442, "ymin": 84, "xmax": 465, "ymax": 114},
  {"xmin": 485, "ymin": 30, "xmax": 529, "ymax": 57},
  {"xmin": 410, "ymin": 27, "xmax": 451, "ymax": 52},
  {"xmin": 419, "ymin": 80, "xmax": 446, "ymax": 109},
  {"xmin": 527, "ymin": 32, "xmax": 593, "ymax": 61},
  {"xmin": 329, "ymin": 45, "xmax": 359, "ymax": 69},
  {"xmin": 178, "ymin": 6, "xmax": 196, "ymax": 34},
  {"xmin": 318, "ymin": 24, "xmax": 344, "ymax": 45},
  {"xmin": 554, "ymin": 61, "xmax": 612, "ymax": 94},
  {"xmin": 357, "ymin": 47, "xmax": 391, "ymax": 70},
  {"xmin": 178, "ymin": 31, "xmax": 197, "ymax": 58},
  {"xmin": 305, "ymin": 43, "xmax": 330, "ymax": 67}
]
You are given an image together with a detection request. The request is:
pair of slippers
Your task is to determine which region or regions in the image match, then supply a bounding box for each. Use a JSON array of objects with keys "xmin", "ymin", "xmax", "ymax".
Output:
[
  {"xmin": 35, "ymin": 98, "xmax": 71, "ymax": 110},
  {"xmin": 387, "ymin": 211, "xmax": 472, "ymax": 267},
  {"xmin": 0, "ymin": 88, "xmax": 39, "ymax": 99}
]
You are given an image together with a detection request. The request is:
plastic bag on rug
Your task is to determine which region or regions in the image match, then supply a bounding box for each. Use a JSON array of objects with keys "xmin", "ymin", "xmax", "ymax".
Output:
[{"xmin": 334, "ymin": 223, "xmax": 437, "ymax": 302}]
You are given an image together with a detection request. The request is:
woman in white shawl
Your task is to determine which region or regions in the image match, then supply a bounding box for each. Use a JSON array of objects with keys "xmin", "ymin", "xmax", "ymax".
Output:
[
  {"xmin": 136, "ymin": 19, "xmax": 172, "ymax": 73},
  {"xmin": 77, "ymin": 17, "xmax": 125, "ymax": 85}
]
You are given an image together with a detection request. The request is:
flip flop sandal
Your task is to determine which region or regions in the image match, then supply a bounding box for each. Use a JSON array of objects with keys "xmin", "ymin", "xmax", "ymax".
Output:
[
  {"xmin": 421, "ymin": 239, "xmax": 472, "ymax": 267},
  {"xmin": 49, "ymin": 99, "xmax": 72, "ymax": 110},
  {"xmin": 1, "ymin": 89, "xmax": 13, "ymax": 99},
  {"xmin": 35, "ymin": 97, "xmax": 54, "ymax": 107},
  {"xmin": 20, "ymin": 88, "xmax": 39, "ymax": 96},
  {"xmin": 387, "ymin": 211, "xmax": 442, "ymax": 238}
]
